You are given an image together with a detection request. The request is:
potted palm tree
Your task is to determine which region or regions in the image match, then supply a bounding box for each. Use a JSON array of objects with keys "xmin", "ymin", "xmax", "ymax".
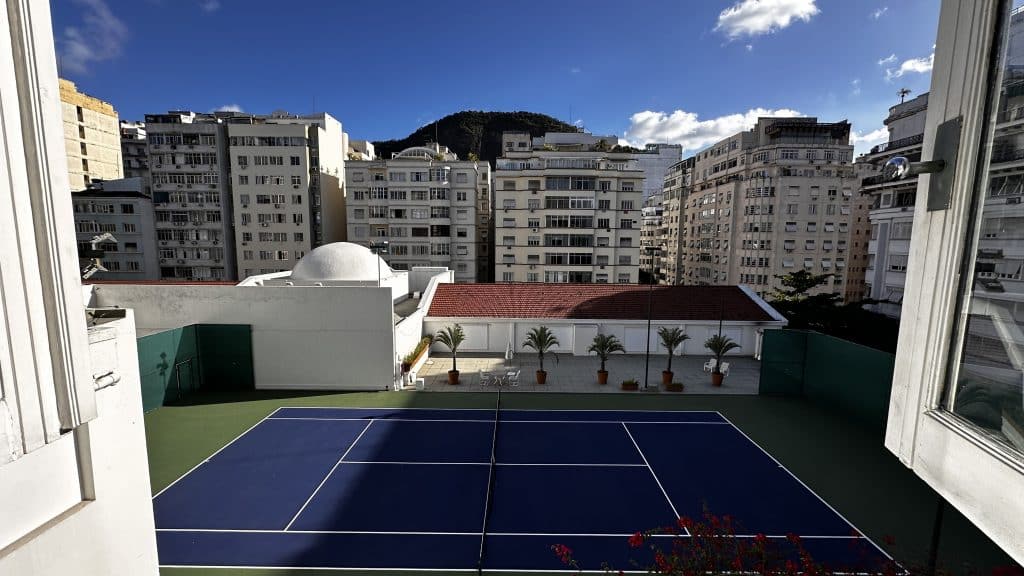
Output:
[
  {"xmin": 588, "ymin": 333, "xmax": 624, "ymax": 385},
  {"xmin": 658, "ymin": 327, "xmax": 689, "ymax": 386},
  {"xmin": 522, "ymin": 326, "xmax": 559, "ymax": 384},
  {"xmin": 704, "ymin": 334, "xmax": 740, "ymax": 387},
  {"xmin": 434, "ymin": 324, "xmax": 465, "ymax": 385}
]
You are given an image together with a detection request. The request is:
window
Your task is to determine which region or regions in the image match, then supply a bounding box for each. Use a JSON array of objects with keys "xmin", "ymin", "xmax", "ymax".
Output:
[
  {"xmin": 456, "ymin": 191, "xmax": 467, "ymax": 202},
  {"xmin": 621, "ymin": 200, "xmax": 634, "ymax": 210},
  {"xmin": 123, "ymin": 223, "xmax": 136, "ymax": 233},
  {"xmin": 294, "ymin": 233, "xmax": 304, "ymax": 242},
  {"xmin": 786, "ymin": 204, "xmax": 799, "ymax": 215},
  {"xmin": 621, "ymin": 219, "xmax": 634, "ymax": 229},
  {"xmin": 892, "ymin": 221, "xmax": 913, "ymax": 239},
  {"xmin": 617, "ymin": 273, "xmax": 631, "ymax": 283},
  {"xmin": 502, "ymin": 272, "xmax": 515, "ymax": 282},
  {"xmin": 290, "ymin": 156, "xmax": 301, "ymax": 166},
  {"xmin": 291, "ymin": 175, "xmax": 302, "ymax": 186},
  {"xmin": 503, "ymin": 199, "xmax": 516, "ymax": 209},
  {"xmin": 808, "ymin": 204, "xmax": 818, "ymax": 215},
  {"xmin": 888, "ymin": 254, "xmax": 908, "ymax": 272}
]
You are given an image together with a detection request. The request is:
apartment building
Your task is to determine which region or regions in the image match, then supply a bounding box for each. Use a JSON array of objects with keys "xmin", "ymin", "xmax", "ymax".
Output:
[
  {"xmin": 59, "ymin": 78, "xmax": 123, "ymax": 190},
  {"xmin": 346, "ymin": 143, "xmax": 491, "ymax": 282},
  {"xmin": 493, "ymin": 132, "xmax": 643, "ymax": 284},
  {"xmin": 640, "ymin": 190, "xmax": 666, "ymax": 282},
  {"xmin": 229, "ymin": 112, "xmax": 346, "ymax": 279},
  {"xmin": 146, "ymin": 111, "xmax": 235, "ymax": 281},
  {"xmin": 120, "ymin": 121, "xmax": 149, "ymax": 184},
  {"xmin": 679, "ymin": 117, "xmax": 869, "ymax": 301},
  {"xmin": 71, "ymin": 178, "xmax": 159, "ymax": 280},
  {"xmin": 637, "ymin": 143, "xmax": 683, "ymax": 201},
  {"xmin": 661, "ymin": 157, "xmax": 694, "ymax": 285},
  {"xmin": 858, "ymin": 93, "xmax": 929, "ymax": 316}
]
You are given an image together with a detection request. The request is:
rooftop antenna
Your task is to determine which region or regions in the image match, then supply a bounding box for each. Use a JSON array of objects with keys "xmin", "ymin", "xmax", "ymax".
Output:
[{"xmin": 898, "ymin": 88, "xmax": 912, "ymax": 104}]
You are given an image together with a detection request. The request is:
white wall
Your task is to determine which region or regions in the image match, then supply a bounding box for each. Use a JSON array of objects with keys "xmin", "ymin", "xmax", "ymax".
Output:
[
  {"xmin": 423, "ymin": 317, "xmax": 772, "ymax": 357},
  {"xmin": 0, "ymin": 312, "xmax": 159, "ymax": 575},
  {"xmin": 92, "ymin": 284, "xmax": 395, "ymax": 390}
]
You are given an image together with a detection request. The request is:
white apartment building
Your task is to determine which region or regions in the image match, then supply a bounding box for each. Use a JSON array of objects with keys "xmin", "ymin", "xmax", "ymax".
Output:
[
  {"xmin": 857, "ymin": 94, "xmax": 929, "ymax": 317},
  {"xmin": 60, "ymin": 78, "xmax": 123, "ymax": 190},
  {"xmin": 637, "ymin": 143, "xmax": 683, "ymax": 201},
  {"xmin": 121, "ymin": 120, "xmax": 149, "ymax": 185},
  {"xmin": 493, "ymin": 132, "xmax": 643, "ymax": 284},
  {"xmin": 679, "ymin": 117, "xmax": 870, "ymax": 302},
  {"xmin": 72, "ymin": 177, "xmax": 159, "ymax": 280},
  {"xmin": 640, "ymin": 190, "xmax": 666, "ymax": 282},
  {"xmin": 229, "ymin": 112, "xmax": 346, "ymax": 279},
  {"xmin": 346, "ymin": 144, "xmax": 491, "ymax": 282},
  {"xmin": 661, "ymin": 157, "xmax": 694, "ymax": 285}
]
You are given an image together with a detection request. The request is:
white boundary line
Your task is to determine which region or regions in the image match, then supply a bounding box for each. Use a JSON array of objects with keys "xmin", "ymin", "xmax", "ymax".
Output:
[
  {"xmin": 268, "ymin": 416, "xmax": 730, "ymax": 425},
  {"xmin": 152, "ymin": 406, "xmax": 283, "ymax": 499},
  {"xmin": 158, "ymin": 566, "xmax": 651, "ymax": 574},
  {"xmin": 158, "ymin": 528, "xmax": 866, "ymax": 539},
  {"xmin": 716, "ymin": 413, "xmax": 896, "ymax": 561},
  {"xmin": 276, "ymin": 406, "xmax": 725, "ymax": 414},
  {"xmin": 620, "ymin": 422, "xmax": 683, "ymax": 533},
  {"xmin": 340, "ymin": 461, "xmax": 647, "ymax": 467},
  {"xmin": 283, "ymin": 419, "xmax": 375, "ymax": 531}
]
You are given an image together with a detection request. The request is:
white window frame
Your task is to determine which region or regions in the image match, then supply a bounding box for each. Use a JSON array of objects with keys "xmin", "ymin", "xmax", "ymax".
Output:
[{"xmin": 886, "ymin": 0, "xmax": 1024, "ymax": 563}]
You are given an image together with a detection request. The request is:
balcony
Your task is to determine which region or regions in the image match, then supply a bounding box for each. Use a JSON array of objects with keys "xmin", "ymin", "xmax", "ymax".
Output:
[{"xmin": 868, "ymin": 133, "xmax": 924, "ymax": 155}]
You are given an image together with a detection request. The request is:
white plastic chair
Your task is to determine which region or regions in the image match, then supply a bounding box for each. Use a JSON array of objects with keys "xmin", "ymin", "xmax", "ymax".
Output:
[
  {"xmin": 508, "ymin": 370, "xmax": 521, "ymax": 387},
  {"xmin": 479, "ymin": 369, "xmax": 494, "ymax": 387},
  {"xmin": 719, "ymin": 362, "xmax": 731, "ymax": 376},
  {"xmin": 703, "ymin": 358, "xmax": 717, "ymax": 373}
]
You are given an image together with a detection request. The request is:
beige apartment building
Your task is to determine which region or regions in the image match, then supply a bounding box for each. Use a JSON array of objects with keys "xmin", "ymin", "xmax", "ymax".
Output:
[
  {"xmin": 492, "ymin": 132, "xmax": 643, "ymax": 284},
  {"xmin": 679, "ymin": 117, "xmax": 870, "ymax": 301},
  {"xmin": 660, "ymin": 157, "xmax": 694, "ymax": 284},
  {"xmin": 229, "ymin": 112, "xmax": 346, "ymax": 279},
  {"xmin": 346, "ymin": 144, "xmax": 491, "ymax": 282},
  {"xmin": 146, "ymin": 111, "xmax": 235, "ymax": 281},
  {"xmin": 59, "ymin": 79, "xmax": 123, "ymax": 190},
  {"xmin": 640, "ymin": 190, "xmax": 666, "ymax": 282},
  {"xmin": 858, "ymin": 93, "xmax": 929, "ymax": 316}
]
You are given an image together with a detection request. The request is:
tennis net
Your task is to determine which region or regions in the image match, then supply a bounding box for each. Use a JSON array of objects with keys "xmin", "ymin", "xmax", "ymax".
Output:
[{"xmin": 476, "ymin": 385, "xmax": 501, "ymax": 574}]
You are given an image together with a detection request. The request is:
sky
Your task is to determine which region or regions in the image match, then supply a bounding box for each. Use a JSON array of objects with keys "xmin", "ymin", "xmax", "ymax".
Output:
[{"xmin": 51, "ymin": 0, "xmax": 940, "ymax": 156}]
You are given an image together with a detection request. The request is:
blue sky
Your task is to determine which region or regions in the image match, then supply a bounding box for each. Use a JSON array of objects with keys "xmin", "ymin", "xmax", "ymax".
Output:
[{"xmin": 51, "ymin": 0, "xmax": 939, "ymax": 155}]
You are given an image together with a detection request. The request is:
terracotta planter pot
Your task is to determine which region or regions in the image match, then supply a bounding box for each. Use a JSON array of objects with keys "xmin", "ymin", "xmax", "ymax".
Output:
[
  {"xmin": 447, "ymin": 370, "xmax": 460, "ymax": 385},
  {"xmin": 711, "ymin": 372, "xmax": 724, "ymax": 387},
  {"xmin": 662, "ymin": 370, "xmax": 673, "ymax": 385},
  {"xmin": 536, "ymin": 370, "xmax": 547, "ymax": 384},
  {"xmin": 621, "ymin": 381, "xmax": 639, "ymax": 391},
  {"xmin": 597, "ymin": 370, "xmax": 609, "ymax": 385},
  {"xmin": 665, "ymin": 382, "xmax": 684, "ymax": 392}
]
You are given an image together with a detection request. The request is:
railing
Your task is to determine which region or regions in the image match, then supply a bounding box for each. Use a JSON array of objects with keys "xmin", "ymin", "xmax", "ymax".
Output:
[
  {"xmin": 992, "ymin": 147, "xmax": 1024, "ymax": 164},
  {"xmin": 869, "ymin": 133, "xmax": 924, "ymax": 155}
]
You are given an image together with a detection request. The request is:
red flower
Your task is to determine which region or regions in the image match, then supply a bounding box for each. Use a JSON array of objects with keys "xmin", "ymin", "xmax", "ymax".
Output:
[
  {"xmin": 628, "ymin": 531, "xmax": 645, "ymax": 548},
  {"xmin": 754, "ymin": 533, "xmax": 768, "ymax": 546},
  {"xmin": 551, "ymin": 544, "xmax": 573, "ymax": 564},
  {"xmin": 786, "ymin": 532, "xmax": 802, "ymax": 545},
  {"xmin": 677, "ymin": 517, "xmax": 693, "ymax": 530}
]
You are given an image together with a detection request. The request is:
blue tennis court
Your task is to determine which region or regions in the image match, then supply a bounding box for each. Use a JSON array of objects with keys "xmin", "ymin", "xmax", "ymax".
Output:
[{"xmin": 153, "ymin": 405, "xmax": 892, "ymax": 572}]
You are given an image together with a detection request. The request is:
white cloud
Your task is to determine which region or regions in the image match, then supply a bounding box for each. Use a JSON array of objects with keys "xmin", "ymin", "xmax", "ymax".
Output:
[
  {"xmin": 58, "ymin": 0, "xmax": 128, "ymax": 75},
  {"xmin": 851, "ymin": 78, "xmax": 861, "ymax": 96},
  {"xmin": 213, "ymin": 104, "xmax": 244, "ymax": 113},
  {"xmin": 199, "ymin": 0, "xmax": 220, "ymax": 11},
  {"xmin": 745, "ymin": 44, "xmax": 754, "ymax": 51},
  {"xmin": 852, "ymin": 127, "xmax": 889, "ymax": 156},
  {"xmin": 623, "ymin": 107, "xmax": 803, "ymax": 152},
  {"xmin": 877, "ymin": 53, "xmax": 897, "ymax": 66},
  {"xmin": 885, "ymin": 51, "xmax": 934, "ymax": 81},
  {"xmin": 871, "ymin": 6, "xmax": 888, "ymax": 19},
  {"xmin": 715, "ymin": 0, "xmax": 819, "ymax": 39}
]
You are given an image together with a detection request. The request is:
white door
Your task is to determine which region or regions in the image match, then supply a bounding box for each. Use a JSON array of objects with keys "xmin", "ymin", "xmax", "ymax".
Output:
[
  {"xmin": 574, "ymin": 325, "xmax": 599, "ymax": 356},
  {"xmin": 887, "ymin": 0, "xmax": 1024, "ymax": 563}
]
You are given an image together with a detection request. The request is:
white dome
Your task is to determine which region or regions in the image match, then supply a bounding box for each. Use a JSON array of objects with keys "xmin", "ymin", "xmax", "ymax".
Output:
[{"xmin": 291, "ymin": 242, "xmax": 392, "ymax": 282}]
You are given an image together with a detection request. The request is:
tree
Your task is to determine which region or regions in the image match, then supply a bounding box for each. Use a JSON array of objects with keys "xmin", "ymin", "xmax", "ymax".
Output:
[
  {"xmin": 588, "ymin": 334, "xmax": 625, "ymax": 372},
  {"xmin": 770, "ymin": 270, "xmax": 838, "ymax": 303},
  {"xmin": 705, "ymin": 334, "xmax": 740, "ymax": 375},
  {"xmin": 522, "ymin": 326, "xmax": 560, "ymax": 373},
  {"xmin": 434, "ymin": 324, "xmax": 465, "ymax": 373},
  {"xmin": 657, "ymin": 327, "xmax": 689, "ymax": 373}
]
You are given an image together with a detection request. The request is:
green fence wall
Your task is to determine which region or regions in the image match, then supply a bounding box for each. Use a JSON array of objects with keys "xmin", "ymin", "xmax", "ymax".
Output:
[
  {"xmin": 760, "ymin": 330, "xmax": 896, "ymax": 429},
  {"xmin": 137, "ymin": 324, "xmax": 253, "ymax": 411}
]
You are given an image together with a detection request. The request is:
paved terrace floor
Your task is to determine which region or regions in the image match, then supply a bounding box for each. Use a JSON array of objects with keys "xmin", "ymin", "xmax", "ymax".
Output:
[
  {"xmin": 414, "ymin": 353, "xmax": 760, "ymax": 393},
  {"xmin": 147, "ymin": 390, "xmax": 1016, "ymax": 576}
]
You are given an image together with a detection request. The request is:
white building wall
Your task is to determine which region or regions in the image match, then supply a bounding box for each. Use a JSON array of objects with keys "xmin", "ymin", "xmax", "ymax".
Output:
[{"xmin": 91, "ymin": 284, "xmax": 396, "ymax": 390}]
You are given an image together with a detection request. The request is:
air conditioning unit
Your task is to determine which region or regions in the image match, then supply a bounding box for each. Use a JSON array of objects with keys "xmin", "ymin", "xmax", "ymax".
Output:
[
  {"xmin": 530, "ymin": 190, "xmax": 537, "ymax": 195},
  {"xmin": 241, "ymin": 242, "xmax": 247, "ymax": 246},
  {"xmin": 242, "ymin": 204, "xmax": 248, "ymax": 208},
  {"xmin": 191, "ymin": 241, "xmax": 198, "ymax": 245},
  {"xmin": 214, "ymin": 259, "xmax": 221, "ymax": 263},
  {"xmin": 213, "ymin": 240, "xmax": 219, "ymax": 245},
  {"xmin": 212, "ymin": 184, "xmax": 218, "ymax": 189},
  {"xmin": 159, "ymin": 258, "xmax": 166, "ymax": 263},
  {"xmin": 261, "ymin": 223, "xmax": 269, "ymax": 227},
  {"xmin": 293, "ymin": 185, "xmax": 299, "ymax": 189},
  {"xmin": 156, "ymin": 164, "xmax": 163, "ymax": 168},
  {"xmin": 178, "ymin": 240, "xmax": 185, "ymax": 245},
  {"xmin": 177, "ymin": 259, "xmax": 185, "ymax": 264},
  {"xmin": 175, "ymin": 165, "xmax": 182, "ymax": 169},
  {"xmin": 155, "ymin": 183, "xmax": 163, "ymax": 189},
  {"xmin": 296, "ymin": 222, "xmax": 301, "ymax": 226},
  {"xmin": 170, "ymin": 145, "xmax": 177, "ymax": 150},
  {"xmin": 177, "ymin": 184, "xmax": 183, "ymax": 188},
  {"xmin": 532, "ymin": 228, "xmax": 538, "ymax": 232},
  {"xmin": 274, "ymin": 204, "xmax": 283, "ymax": 208}
]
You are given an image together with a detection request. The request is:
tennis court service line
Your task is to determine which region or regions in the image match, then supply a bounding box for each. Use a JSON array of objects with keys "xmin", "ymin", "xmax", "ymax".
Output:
[
  {"xmin": 339, "ymin": 461, "xmax": 647, "ymax": 467},
  {"xmin": 620, "ymin": 422, "xmax": 686, "ymax": 535},
  {"xmin": 267, "ymin": 416, "xmax": 730, "ymax": 425},
  {"xmin": 283, "ymin": 419, "xmax": 375, "ymax": 532},
  {"xmin": 153, "ymin": 406, "xmax": 284, "ymax": 499},
  {"xmin": 157, "ymin": 528, "xmax": 867, "ymax": 539}
]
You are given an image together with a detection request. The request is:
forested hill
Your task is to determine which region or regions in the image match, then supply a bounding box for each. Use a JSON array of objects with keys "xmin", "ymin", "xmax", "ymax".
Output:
[{"xmin": 371, "ymin": 111, "xmax": 578, "ymax": 164}]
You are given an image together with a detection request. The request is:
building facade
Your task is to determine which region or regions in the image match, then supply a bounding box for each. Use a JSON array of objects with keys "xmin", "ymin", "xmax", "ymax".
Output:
[
  {"xmin": 59, "ymin": 78, "xmax": 123, "ymax": 190},
  {"xmin": 661, "ymin": 157, "xmax": 694, "ymax": 285},
  {"xmin": 120, "ymin": 120, "xmax": 149, "ymax": 185},
  {"xmin": 72, "ymin": 178, "xmax": 159, "ymax": 280},
  {"xmin": 493, "ymin": 132, "xmax": 643, "ymax": 284},
  {"xmin": 229, "ymin": 112, "xmax": 346, "ymax": 279},
  {"xmin": 678, "ymin": 117, "xmax": 869, "ymax": 301},
  {"xmin": 857, "ymin": 93, "xmax": 929, "ymax": 316},
  {"xmin": 637, "ymin": 143, "xmax": 683, "ymax": 202},
  {"xmin": 346, "ymin": 144, "xmax": 491, "ymax": 282},
  {"xmin": 640, "ymin": 190, "xmax": 666, "ymax": 282},
  {"xmin": 145, "ymin": 111, "xmax": 235, "ymax": 281}
]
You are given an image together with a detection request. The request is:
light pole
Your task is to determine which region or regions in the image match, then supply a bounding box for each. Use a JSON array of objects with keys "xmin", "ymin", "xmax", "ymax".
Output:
[
  {"xmin": 643, "ymin": 244, "xmax": 663, "ymax": 390},
  {"xmin": 370, "ymin": 240, "xmax": 389, "ymax": 287}
]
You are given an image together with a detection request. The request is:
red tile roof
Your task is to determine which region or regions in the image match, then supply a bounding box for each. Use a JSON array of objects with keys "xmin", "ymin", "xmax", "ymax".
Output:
[{"xmin": 427, "ymin": 284, "xmax": 778, "ymax": 322}]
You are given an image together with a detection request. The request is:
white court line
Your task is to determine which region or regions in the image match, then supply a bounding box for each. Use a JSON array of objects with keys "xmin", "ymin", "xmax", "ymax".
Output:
[
  {"xmin": 283, "ymin": 419, "xmax": 375, "ymax": 531},
  {"xmin": 269, "ymin": 416, "xmax": 729, "ymax": 425},
  {"xmin": 158, "ymin": 566, "xmax": 645, "ymax": 574},
  {"xmin": 717, "ymin": 413, "xmax": 896, "ymax": 561},
  {"xmin": 152, "ymin": 406, "xmax": 283, "ymax": 499},
  {"xmin": 279, "ymin": 406, "xmax": 726, "ymax": 415},
  {"xmin": 340, "ymin": 461, "xmax": 647, "ymax": 467},
  {"xmin": 620, "ymin": 422, "xmax": 684, "ymax": 534},
  {"xmin": 158, "ymin": 528, "xmax": 865, "ymax": 539}
]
